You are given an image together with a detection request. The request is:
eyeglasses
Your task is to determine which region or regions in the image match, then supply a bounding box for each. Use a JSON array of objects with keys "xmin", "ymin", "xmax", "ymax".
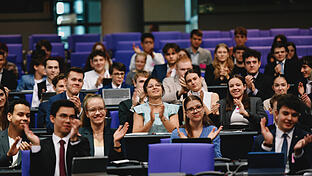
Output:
[
  {"xmin": 147, "ymin": 84, "xmax": 162, "ymax": 89},
  {"xmin": 113, "ymin": 72, "xmax": 125, "ymax": 76},
  {"xmin": 186, "ymin": 105, "xmax": 203, "ymax": 113},
  {"xmin": 87, "ymin": 107, "xmax": 105, "ymax": 114}
]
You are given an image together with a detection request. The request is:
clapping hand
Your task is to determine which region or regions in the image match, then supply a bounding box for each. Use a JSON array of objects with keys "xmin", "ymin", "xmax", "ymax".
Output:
[
  {"xmin": 177, "ymin": 127, "xmax": 187, "ymax": 139},
  {"xmin": 207, "ymin": 126, "xmax": 223, "ymax": 140},
  {"xmin": 211, "ymin": 103, "xmax": 220, "ymax": 115},
  {"xmin": 7, "ymin": 137, "xmax": 21, "ymax": 157},
  {"xmin": 114, "ymin": 122, "xmax": 129, "ymax": 142},
  {"xmin": 234, "ymin": 99, "xmax": 249, "ymax": 117},
  {"xmin": 260, "ymin": 118, "xmax": 273, "ymax": 147},
  {"xmin": 24, "ymin": 124, "xmax": 40, "ymax": 146},
  {"xmin": 301, "ymin": 93, "xmax": 312, "ymax": 108},
  {"xmin": 294, "ymin": 134, "xmax": 312, "ymax": 155},
  {"xmin": 70, "ymin": 119, "xmax": 82, "ymax": 142},
  {"xmin": 298, "ymin": 82, "xmax": 305, "ymax": 96}
]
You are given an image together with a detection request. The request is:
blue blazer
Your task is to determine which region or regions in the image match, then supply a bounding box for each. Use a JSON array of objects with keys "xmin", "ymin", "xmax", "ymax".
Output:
[
  {"xmin": 151, "ymin": 64, "xmax": 168, "ymax": 82},
  {"xmin": 16, "ymin": 74, "xmax": 46, "ymax": 91},
  {"xmin": 45, "ymin": 91, "xmax": 85, "ymax": 133}
]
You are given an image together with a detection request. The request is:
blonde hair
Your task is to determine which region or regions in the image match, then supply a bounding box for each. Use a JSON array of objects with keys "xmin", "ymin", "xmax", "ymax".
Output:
[
  {"xmin": 81, "ymin": 94, "xmax": 105, "ymax": 127},
  {"xmin": 212, "ymin": 43, "xmax": 234, "ymax": 80}
]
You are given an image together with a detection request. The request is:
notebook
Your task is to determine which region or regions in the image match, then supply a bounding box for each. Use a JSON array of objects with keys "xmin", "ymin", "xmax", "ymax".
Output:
[{"xmin": 101, "ymin": 88, "xmax": 131, "ymax": 106}]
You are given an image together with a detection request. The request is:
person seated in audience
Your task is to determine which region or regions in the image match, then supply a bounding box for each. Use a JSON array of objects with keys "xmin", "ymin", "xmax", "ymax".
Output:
[
  {"xmin": 45, "ymin": 67, "xmax": 85, "ymax": 133},
  {"xmin": 27, "ymin": 100, "xmax": 90, "ymax": 176},
  {"xmin": 178, "ymin": 48, "xmax": 191, "ymax": 59},
  {"xmin": 129, "ymin": 33, "xmax": 165, "ymax": 72},
  {"xmin": 205, "ymin": 43, "xmax": 234, "ymax": 86},
  {"xmin": 83, "ymin": 42, "xmax": 112, "ymax": 73},
  {"xmin": 267, "ymin": 34, "xmax": 288, "ymax": 64},
  {"xmin": 17, "ymin": 50, "xmax": 46, "ymax": 91},
  {"xmin": 243, "ymin": 48, "xmax": 273, "ymax": 101},
  {"xmin": 298, "ymin": 56, "xmax": 312, "ymax": 98},
  {"xmin": 229, "ymin": 26, "xmax": 248, "ymax": 56},
  {"xmin": 133, "ymin": 77, "xmax": 179, "ymax": 133},
  {"xmin": 185, "ymin": 29, "xmax": 212, "ymax": 69},
  {"xmin": 35, "ymin": 40, "xmax": 52, "ymax": 59},
  {"xmin": 83, "ymin": 50, "xmax": 111, "ymax": 90},
  {"xmin": 99, "ymin": 62, "xmax": 129, "ymax": 91},
  {"xmin": 37, "ymin": 74, "xmax": 66, "ymax": 128},
  {"xmin": 185, "ymin": 69, "xmax": 220, "ymax": 125},
  {"xmin": 125, "ymin": 53, "xmax": 147, "ymax": 86},
  {"xmin": 79, "ymin": 94, "xmax": 128, "ymax": 160},
  {"xmin": 0, "ymin": 43, "xmax": 17, "ymax": 91},
  {"xmin": 32, "ymin": 57, "xmax": 61, "ymax": 108},
  {"xmin": 6, "ymin": 62, "xmax": 18, "ymax": 79},
  {"xmin": 171, "ymin": 95, "xmax": 222, "ymax": 158},
  {"xmin": 219, "ymin": 75, "xmax": 267, "ymax": 131},
  {"xmin": 287, "ymin": 42, "xmax": 299, "ymax": 62},
  {"xmin": 263, "ymin": 75, "xmax": 289, "ymax": 111},
  {"xmin": 163, "ymin": 56, "xmax": 208, "ymax": 105},
  {"xmin": 232, "ymin": 45, "xmax": 247, "ymax": 76},
  {"xmin": 253, "ymin": 94, "xmax": 312, "ymax": 174},
  {"xmin": 0, "ymin": 99, "xmax": 31, "ymax": 167},
  {"xmin": 264, "ymin": 42, "xmax": 300, "ymax": 85},
  {"xmin": 151, "ymin": 43, "xmax": 180, "ymax": 82},
  {"xmin": 119, "ymin": 71, "xmax": 150, "ymax": 133},
  {"xmin": 0, "ymin": 85, "xmax": 9, "ymax": 131}
]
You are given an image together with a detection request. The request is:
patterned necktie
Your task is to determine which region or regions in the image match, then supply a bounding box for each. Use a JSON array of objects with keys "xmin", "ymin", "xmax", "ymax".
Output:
[
  {"xmin": 59, "ymin": 140, "xmax": 66, "ymax": 176},
  {"xmin": 281, "ymin": 133, "xmax": 288, "ymax": 166},
  {"xmin": 279, "ymin": 62, "xmax": 284, "ymax": 74}
]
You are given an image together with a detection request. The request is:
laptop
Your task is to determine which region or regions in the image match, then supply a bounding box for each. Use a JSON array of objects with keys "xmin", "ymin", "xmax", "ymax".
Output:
[
  {"xmin": 248, "ymin": 152, "xmax": 285, "ymax": 175},
  {"xmin": 72, "ymin": 156, "xmax": 108, "ymax": 174},
  {"xmin": 102, "ymin": 88, "xmax": 131, "ymax": 106},
  {"xmin": 172, "ymin": 138, "xmax": 212, "ymax": 144}
]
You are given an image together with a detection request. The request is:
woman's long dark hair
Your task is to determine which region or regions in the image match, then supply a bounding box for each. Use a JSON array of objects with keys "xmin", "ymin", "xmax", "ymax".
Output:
[
  {"xmin": 0, "ymin": 84, "xmax": 9, "ymax": 130},
  {"xmin": 225, "ymin": 75, "xmax": 250, "ymax": 111},
  {"xmin": 182, "ymin": 95, "xmax": 212, "ymax": 138}
]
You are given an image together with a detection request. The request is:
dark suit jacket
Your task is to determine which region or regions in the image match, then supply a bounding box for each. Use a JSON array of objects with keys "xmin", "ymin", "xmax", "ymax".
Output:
[
  {"xmin": 219, "ymin": 97, "xmax": 267, "ymax": 131},
  {"xmin": 252, "ymin": 125, "xmax": 312, "ymax": 174},
  {"xmin": 245, "ymin": 72, "xmax": 273, "ymax": 101},
  {"xmin": 79, "ymin": 127, "xmax": 123, "ymax": 161},
  {"xmin": 30, "ymin": 136, "xmax": 90, "ymax": 176},
  {"xmin": 0, "ymin": 129, "xmax": 27, "ymax": 167},
  {"xmin": 1, "ymin": 69, "xmax": 17, "ymax": 90},
  {"xmin": 264, "ymin": 59, "xmax": 301, "ymax": 85},
  {"xmin": 118, "ymin": 99, "xmax": 133, "ymax": 133},
  {"xmin": 37, "ymin": 80, "xmax": 47, "ymax": 100},
  {"xmin": 37, "ymin": 101, "xmax": 49, "ymax": 128},
  {"xmin": 45, "ymin": 92, "xmax": 85, "ymax": 133}
]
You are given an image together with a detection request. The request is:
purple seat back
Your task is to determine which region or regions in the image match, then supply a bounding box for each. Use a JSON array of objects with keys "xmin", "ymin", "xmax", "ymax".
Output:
[
  {"xmin": 114, "ymin": 50, "xmax": 135, "ymax": 71},
  {"xmin": 247, "ymin": 29, "xmax": 261, "ymax": 37},
  {"xmin": 111, "ymin": 32, "xmax": 141, "ymax": 51},
  {"xmin": 270, "ymin": 28, "xmax": 300, "ymax": 36},
  {"xmin": 288, "ymin": 36, "xmax": 312, "ymax": 46},
  {"xmin": 160, "ymin": 138, "xmax": 171, "ymax": 143},
  {"xmin": 202, "ymin": 31, "xmax": 222, "ymax": 38},
  {"xmin": 75, "ymin": 42, "xmax": 107, "ymax": 52},
  {"xmin": 266, "ymin": 110, "xmax": 274, "ymax": 126},
  {"xmin": 245, "ymin": 37, "xmax": 273, "ymax": 47},
  {"xmin": 180, "ymin": 143, "xmax": 215, "ymax": 174},
  {"xmin": 0, "ymin": 34, "xmax": 22, "ymax": 44},
  {"xmin": 159, "ymin": 39, "xmax": 190, "ymax": 50},
  {"xmin": 110, "ymin": 111, "xmax": 120, "ymax": 129},
  {"xmin": 68, "ymin": 34, "xmax": 101, "ymax": 52},
  {"xmin": 202, "ymin": 38, "xmax": 233, "ymax": 48},
  {"xmin": 116, "ymin": 41, "xmax": 141, "ymax": 51},
  {"xmin": 297, "ymin": 45, "xmax": 312, "ymax": 56},
  {"xmin": 21, "ymin": 150, "xmax": 30, "ymax": 176},
  {"xmin": 70, "ymin": 52, "xmax": 90, "ymax": 68},
  {"xmin": 148, "ymin": 144, "xmax": 182, "ymax": 174},
  {"xmin": 28, "ymin": 34, "xmax": 61, "ymax": 50},
  {"xmin": 152, "ymin": 31, "xmax": 182, "ymax": 51}
]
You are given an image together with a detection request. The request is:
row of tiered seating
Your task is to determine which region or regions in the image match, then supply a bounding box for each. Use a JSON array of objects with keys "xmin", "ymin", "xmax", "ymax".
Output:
[{"xmin": 1, "ymin": 27, "xmax": 312, "ymax": 77}]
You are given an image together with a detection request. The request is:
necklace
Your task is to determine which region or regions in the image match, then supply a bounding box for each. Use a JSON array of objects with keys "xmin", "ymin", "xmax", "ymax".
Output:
[{"xmin": 148, "ymin": 102, "xmax": 163, "ymax": 106}]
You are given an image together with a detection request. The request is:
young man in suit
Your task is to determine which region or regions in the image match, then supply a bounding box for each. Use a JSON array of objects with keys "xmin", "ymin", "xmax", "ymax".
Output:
[
  {"xmin": 0, "ymin": 99, "xmax": 31, "ymax": 167},
  {"xmin": 0, "ymin": 42, "xmax": 17, "ymax": 91},
  {"xmin": 151, "ymin": 43, "xmax": 180, "ymax": 82},
  {"xmin": 100, "ymin": 62, "xmax": 130, "ymax": 91},
  {"xmin": 243, "ymin": 48, "xmax": 273, "ymax": 101},
  {"xmin": 119, "ymin": 71, "xmax": 150, "ymax": 133},
  {"xmin": 253, "ymin": 94, "xmax": 312, "ymax": 174},
  {"xmin": 185, "ymin": 29, "xmax": 212, "ymax": 69},
  {"xmin": 264, "ymin": 42, "xmax": 300, "ymax": 85},
  {"xmin": 28, "ymin": 100, "xmax": 90, "ymax": 176},
  {"xmin": 32, "ymin": 57, "xmax": 61, "ymax": 108},
  {"xmin": 46, "ymin": 67, "xmax": 85, "ymax": 133}
]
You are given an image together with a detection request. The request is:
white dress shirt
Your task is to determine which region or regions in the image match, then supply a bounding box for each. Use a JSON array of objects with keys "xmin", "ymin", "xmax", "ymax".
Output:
[
  {"xmin": 129, "ymin": 52, "xmax": 165, "ymax": 72},
  {"xmin": 82, "ymin": 70, "xmax": 110, "ymax": 90}
]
